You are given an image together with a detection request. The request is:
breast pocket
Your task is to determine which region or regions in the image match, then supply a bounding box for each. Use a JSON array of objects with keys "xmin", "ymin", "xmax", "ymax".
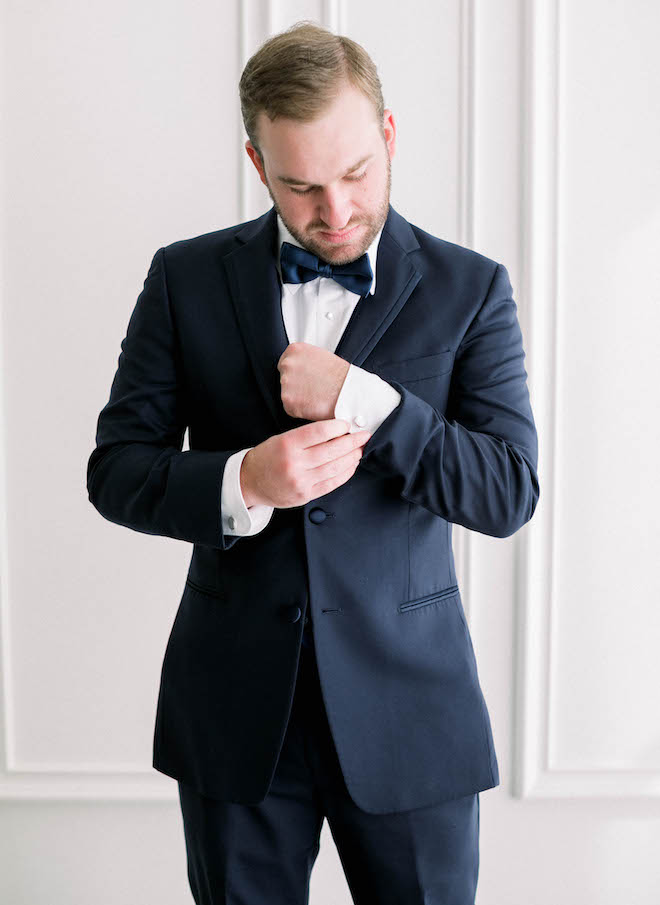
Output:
[
  {"xmin": 398, "ymin": 584, "xmax": 459, "ymax": 613},
  {"xmin": 375, "ymin": 349, "xmax": 454, "ymax": 383}
]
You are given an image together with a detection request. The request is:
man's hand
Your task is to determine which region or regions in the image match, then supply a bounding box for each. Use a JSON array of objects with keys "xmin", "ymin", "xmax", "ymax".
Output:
[
  {"xmin": 277, "ymin": 341, "xmax": 350, "ymax": 421},
  {"xmin": 240, "ymin": 419, "xmax": 372, "ymax": 509}
]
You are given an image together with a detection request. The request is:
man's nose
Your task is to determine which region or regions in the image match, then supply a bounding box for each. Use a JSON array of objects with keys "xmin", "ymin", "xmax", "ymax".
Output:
[{"xmin": 317, "ymin": 186, "xmax": 353, "ymax": 231}]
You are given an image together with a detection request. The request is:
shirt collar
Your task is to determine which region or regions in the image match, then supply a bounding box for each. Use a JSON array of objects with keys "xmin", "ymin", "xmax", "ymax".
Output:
[{"xmin": 276, "ymin": 213, "xmax": 383, "ymax": 297}]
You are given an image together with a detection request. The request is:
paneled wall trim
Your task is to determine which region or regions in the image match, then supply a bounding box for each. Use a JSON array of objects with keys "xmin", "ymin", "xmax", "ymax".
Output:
[
  {"xmin": 0, "ymin": 0, "xmax": 478, "ymax": 803},
  {"xmin": 0, "ymin": 0, "xmax": 519, "ymax": 804},
  {"xmin": 514, "ymin": 0, "xmax": 660, "ymax": 800}
]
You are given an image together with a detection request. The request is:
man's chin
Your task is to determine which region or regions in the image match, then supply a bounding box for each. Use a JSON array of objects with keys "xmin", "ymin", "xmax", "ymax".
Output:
[
  {"xmin": 315, "ymin": 246, "xmax": 368, "ymax": 266},
  {"xmin": 308, "ymin": 228, "xmax": 372, "ymax": 263}
]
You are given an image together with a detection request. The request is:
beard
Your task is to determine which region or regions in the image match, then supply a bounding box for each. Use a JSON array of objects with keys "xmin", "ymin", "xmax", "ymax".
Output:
[{"xmin": 264, "ymin": 151, "xmax": 391, "ymax": 266}]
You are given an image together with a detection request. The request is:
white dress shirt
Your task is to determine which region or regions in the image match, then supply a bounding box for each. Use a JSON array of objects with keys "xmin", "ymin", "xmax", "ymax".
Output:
[{"xmin": 220, "ymin": 214, "xmax": 402, "ymax": 537}]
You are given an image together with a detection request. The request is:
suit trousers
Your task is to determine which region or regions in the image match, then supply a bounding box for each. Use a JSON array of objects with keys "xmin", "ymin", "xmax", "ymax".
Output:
[{"xmin": 177, "ymin": 621, "xmax": 481, "ymax": 904}]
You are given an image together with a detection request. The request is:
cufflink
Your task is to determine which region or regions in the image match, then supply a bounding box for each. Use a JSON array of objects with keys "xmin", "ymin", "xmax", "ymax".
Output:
[{"xmin": 227, "ymin": 515, "xmax": 236, "ymax": 530}]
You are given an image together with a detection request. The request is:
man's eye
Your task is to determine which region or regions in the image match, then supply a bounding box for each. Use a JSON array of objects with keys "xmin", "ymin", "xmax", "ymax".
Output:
[{"xmin": 290, "ymin": 170, "xmax": 367, "ymax": 196}]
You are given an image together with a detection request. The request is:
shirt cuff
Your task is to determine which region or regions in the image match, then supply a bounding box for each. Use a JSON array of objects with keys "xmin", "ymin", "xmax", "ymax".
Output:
[
  {"xmin": 221, "ymin": 448, "xmax": 275, "ymax": 536},
  {"xmin": 334, "ymin": 363, "xmax": 402, "ymax": 433}
]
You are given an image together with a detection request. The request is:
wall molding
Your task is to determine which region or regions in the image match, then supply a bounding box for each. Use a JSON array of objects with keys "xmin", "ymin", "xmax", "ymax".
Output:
[
  {"xmin": 0, "ymin": 0, "xmax": 477, "ymax": 802},
  {"xmin": 513, "ymin": 0, "xmax": 660, "ymax": 800}
]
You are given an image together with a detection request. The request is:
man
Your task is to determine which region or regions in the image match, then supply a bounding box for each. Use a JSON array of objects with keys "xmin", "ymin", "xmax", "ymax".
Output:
[{"xmin": 87, "ymin": 21, "xmax": 539, "ymax": 905}]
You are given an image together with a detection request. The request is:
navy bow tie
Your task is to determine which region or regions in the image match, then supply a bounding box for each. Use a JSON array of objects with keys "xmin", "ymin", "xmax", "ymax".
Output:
[{"xmin": 279, "ymin": 241, "xmax": 373, "ymax": 297}]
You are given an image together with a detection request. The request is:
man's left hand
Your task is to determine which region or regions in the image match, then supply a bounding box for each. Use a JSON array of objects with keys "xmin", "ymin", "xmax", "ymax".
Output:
[{"xmin": 278, "ymin": 341, "xmax": 350, "ymax": 421}]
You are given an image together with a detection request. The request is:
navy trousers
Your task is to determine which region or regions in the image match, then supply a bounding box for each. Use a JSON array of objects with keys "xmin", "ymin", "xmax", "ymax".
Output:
[{"xmin": 177, "ymin": 621, "xmax": 480, "ymax": 904}]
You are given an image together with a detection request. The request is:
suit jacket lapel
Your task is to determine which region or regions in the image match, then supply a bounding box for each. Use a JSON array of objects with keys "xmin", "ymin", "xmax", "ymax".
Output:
[
  {"xmin": 332, "ymin": 205, "xmax": 422, "ymax": 363},
  {"xmin": 222, "ymin": 204, "xmax": 422, "ymax": 434}
]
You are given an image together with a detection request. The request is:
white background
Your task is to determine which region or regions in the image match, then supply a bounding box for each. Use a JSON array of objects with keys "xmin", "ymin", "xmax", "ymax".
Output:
[{"xmin": 1, "ymin": 1, "xmax": 659, "ymax": 902}]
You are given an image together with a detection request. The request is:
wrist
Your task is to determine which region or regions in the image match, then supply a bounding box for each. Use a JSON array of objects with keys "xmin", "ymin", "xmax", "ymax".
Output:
[{"xmin": 239, "ymin": 450, "xmax": 261, "ymax": 508}]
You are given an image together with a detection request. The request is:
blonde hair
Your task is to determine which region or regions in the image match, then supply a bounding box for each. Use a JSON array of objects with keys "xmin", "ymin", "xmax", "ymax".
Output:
[{"xmin": 239, "ymin": 20, "xmax": 385, "ymax": 162}]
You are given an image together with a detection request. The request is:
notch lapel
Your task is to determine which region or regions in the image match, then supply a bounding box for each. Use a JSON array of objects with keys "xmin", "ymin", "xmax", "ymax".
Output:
[{"xmin": 222, "ymin": 204, "xmax": 422, "ymax": 434}]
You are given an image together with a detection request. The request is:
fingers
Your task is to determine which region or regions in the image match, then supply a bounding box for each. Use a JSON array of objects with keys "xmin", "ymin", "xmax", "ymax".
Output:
[
  {"xmin": 310, "ymin": 448, "xmax": 364, "ymax": 495},
  {"xmin": 305, "ymin": 428, "xmax": 371, "ymax": 477},
  {"xmin": 296, "ymin": 418, "xmax": 354, "ymax": 448}
]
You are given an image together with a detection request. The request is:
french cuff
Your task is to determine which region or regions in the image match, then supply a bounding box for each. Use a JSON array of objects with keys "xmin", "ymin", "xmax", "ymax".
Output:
[
  {"xmin": 334, "ymin": 363, "xmax": 402, "ymax": 434},
  {"xmin": 221, "ymin": 448, "xmax": 275, "ymax": 536}
]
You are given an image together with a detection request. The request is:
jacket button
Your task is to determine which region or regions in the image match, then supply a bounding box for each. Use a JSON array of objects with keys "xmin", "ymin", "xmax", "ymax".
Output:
[
  {"xmin": 282, "ymin": 605, "xmax": 302, "ymax": 623},
  {"xmin": 308, "ymin": 507, "xmax": 327, "ymax": 524}
]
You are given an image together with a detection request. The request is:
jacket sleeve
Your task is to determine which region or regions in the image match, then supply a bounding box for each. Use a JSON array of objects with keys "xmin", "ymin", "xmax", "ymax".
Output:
[
  {"xmin": 357, "ymin": 262, "xmax": 540, "ymax": 538},
  {"xmin": 86, "ymin": 246, "xmax": 244, "ymax": 551}
]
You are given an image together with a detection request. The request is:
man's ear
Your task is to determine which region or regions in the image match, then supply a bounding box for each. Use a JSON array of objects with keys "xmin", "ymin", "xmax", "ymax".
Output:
[
  {"xmin": 245, "ymin": 141, "xmax": 268, "ymax": 187},
  {"xmin": 383, "ymin": 109, "xmax": 396, "ymax": 161}
]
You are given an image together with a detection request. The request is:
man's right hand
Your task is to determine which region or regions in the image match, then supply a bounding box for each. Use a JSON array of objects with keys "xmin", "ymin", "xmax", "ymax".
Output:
[{"xmin": 240, "ymin": 419, "xmax": 372, "ymax": 509}]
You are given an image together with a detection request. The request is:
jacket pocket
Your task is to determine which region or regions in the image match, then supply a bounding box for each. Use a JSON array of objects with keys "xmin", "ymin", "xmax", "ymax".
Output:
[
  {"xmin": 398, "ymin": 584, "xmax": 459, "ymax": 613},
  {"xmin": 185, "ymin": 577, "xmax": 226, "ymax": 600},
  {"xmin": 376, "ymin": 349, "xmax": 453, "ymax": 383}
]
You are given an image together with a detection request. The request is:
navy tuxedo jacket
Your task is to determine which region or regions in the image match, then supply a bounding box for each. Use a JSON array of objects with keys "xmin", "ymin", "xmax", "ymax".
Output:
[{"xmin": 87, "ymin": 203, "xmax": 539, "ymax": 815}]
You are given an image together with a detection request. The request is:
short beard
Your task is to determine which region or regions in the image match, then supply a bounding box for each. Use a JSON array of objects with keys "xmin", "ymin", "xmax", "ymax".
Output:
[{"xmin": 264, "ymin": 152, "xmax": 391, "ymax": 266}]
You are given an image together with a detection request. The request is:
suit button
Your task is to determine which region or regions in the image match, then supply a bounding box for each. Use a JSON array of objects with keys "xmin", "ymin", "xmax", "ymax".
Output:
[
  {"xmin": 308, "ymin": 507, "xmax": 327, "ymax": 524},
  {"xmin": 282, "ymin": 605, "xmax": 302, "ymax": 623}
]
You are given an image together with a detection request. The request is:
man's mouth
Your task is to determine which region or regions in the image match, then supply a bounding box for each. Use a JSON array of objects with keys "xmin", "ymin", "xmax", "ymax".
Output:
[{"xmin": 317, "ymin": 225, "xmax": 361, "ymax": 243}]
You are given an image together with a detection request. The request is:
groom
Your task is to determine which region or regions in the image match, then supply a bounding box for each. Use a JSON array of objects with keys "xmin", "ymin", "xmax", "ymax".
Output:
[{"xmin": 88, "ymin": 21, "xmax": 539, "ymax": 905}]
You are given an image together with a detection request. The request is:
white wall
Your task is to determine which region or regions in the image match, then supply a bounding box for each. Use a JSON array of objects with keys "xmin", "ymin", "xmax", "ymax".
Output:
[{"xmin": 1, "ymin": 1, "xmax": 659, "ymax": 902}]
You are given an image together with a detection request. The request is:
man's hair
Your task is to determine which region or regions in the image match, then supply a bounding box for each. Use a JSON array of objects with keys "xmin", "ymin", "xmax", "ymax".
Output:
[{"xmin": 239, "ymin": 20, "xmax": 385, "ymax": 164}]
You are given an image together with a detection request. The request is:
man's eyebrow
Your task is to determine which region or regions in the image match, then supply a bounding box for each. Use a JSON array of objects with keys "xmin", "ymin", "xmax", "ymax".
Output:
[{"xmin": 277, "ymin": 154, "xmax": 373, "ymax": 187}]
